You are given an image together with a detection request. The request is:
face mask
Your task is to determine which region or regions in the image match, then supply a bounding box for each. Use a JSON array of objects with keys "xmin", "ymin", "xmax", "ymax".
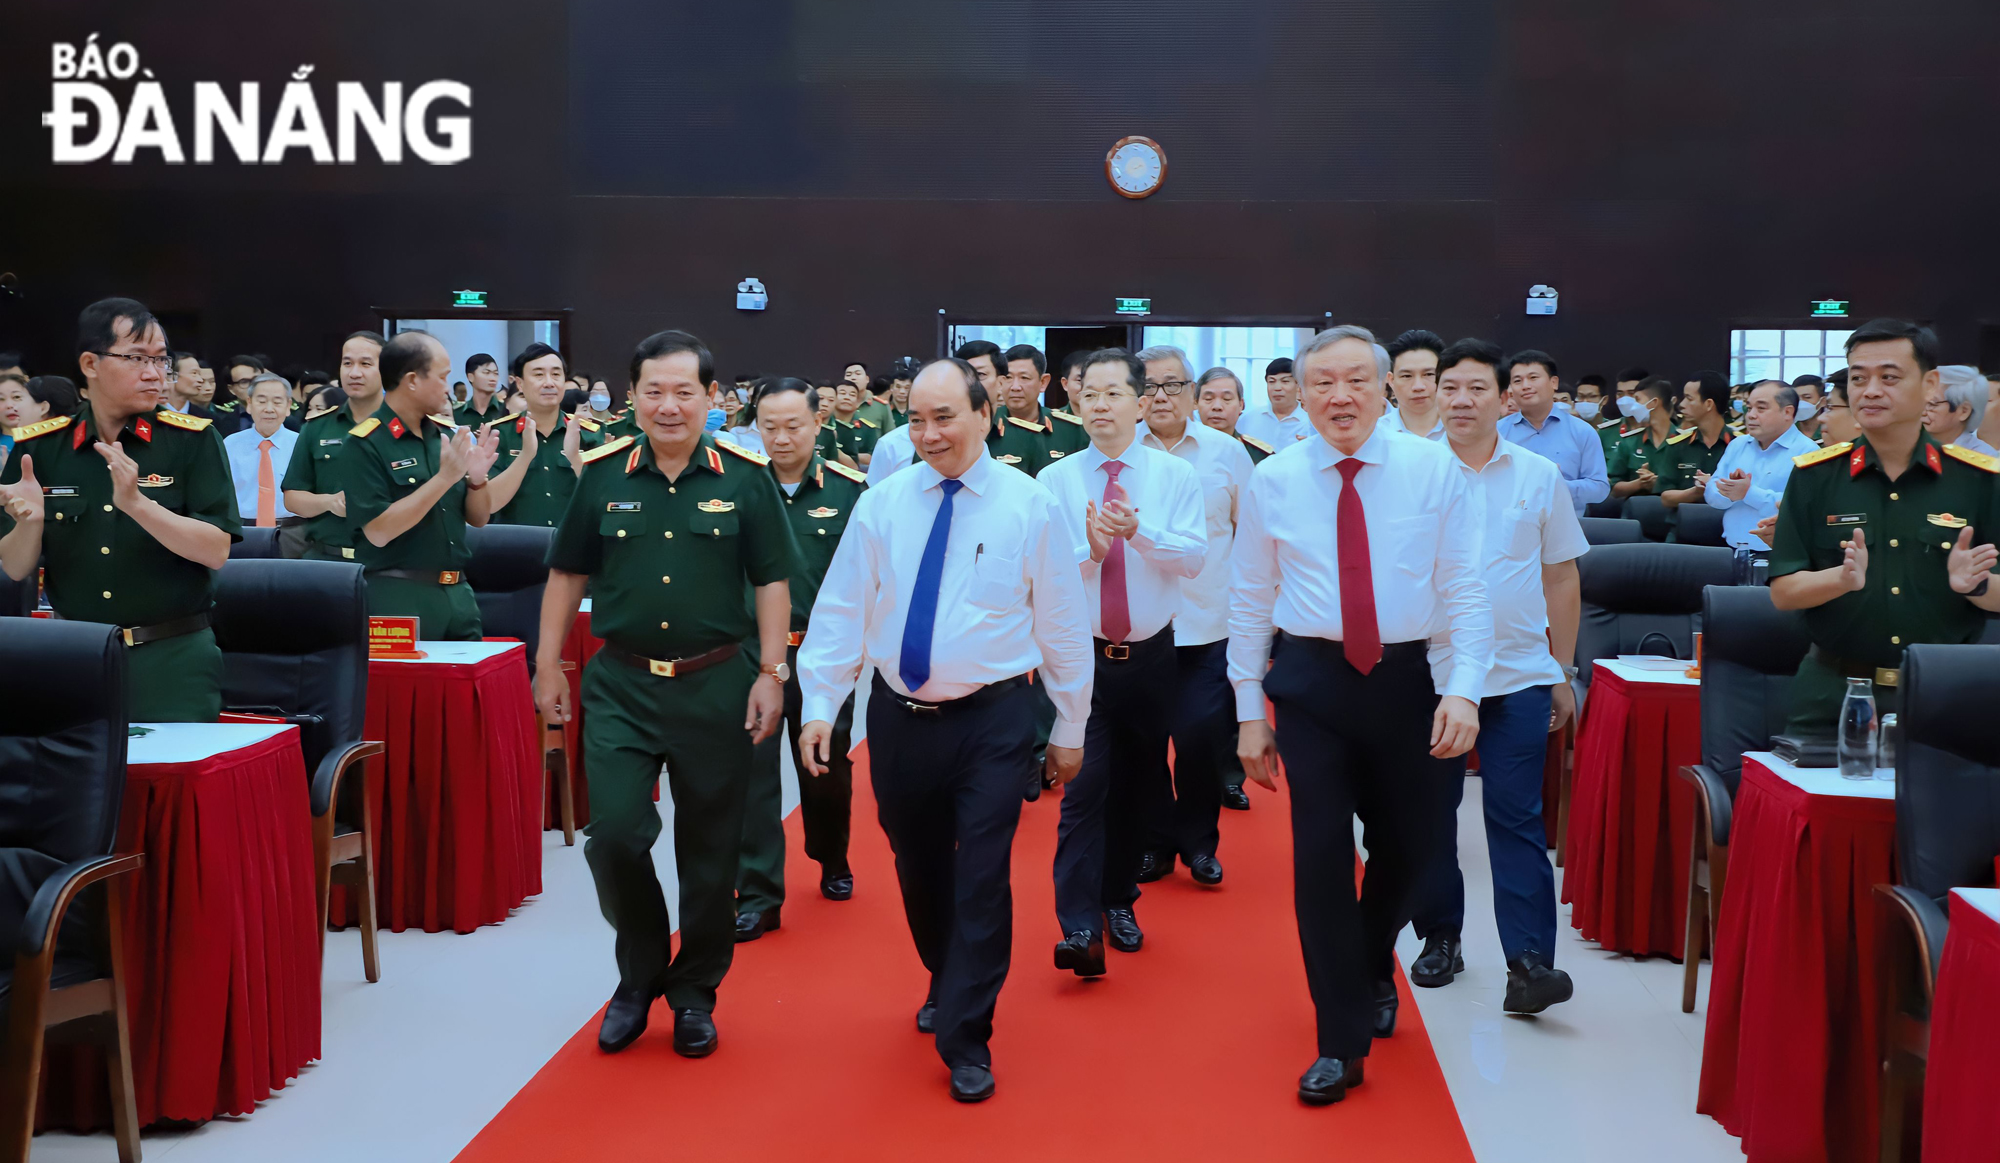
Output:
[
  {"xmin": 1795, "ymin": 400, "xmax": 1817, "ymax": 422},
  {"xmin": 589, "ymin": 391, "xmax": 610, "ymax": 412},
  {"xmin": 1731, "ymin": 398, "xmax": 1746, "ymax": 416},
  {"xmin": 1617, "ymin": 395, "xmax": 1649, "ymax": 423},
  {"xmin": 705, "ymin": 408, "xmax": 725, "ymax": 432},
  {"xmin": 1574, "ymin": 400, "xmax": 1600, "ymax": 420}
]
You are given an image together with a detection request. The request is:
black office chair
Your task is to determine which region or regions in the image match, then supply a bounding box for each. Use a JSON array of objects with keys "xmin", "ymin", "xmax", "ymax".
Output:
[
  {"xmin": 1584, "ymin": 499, "xmax": 1624, "ymax": 519},
  {"xmin": 1622, "ymin": 495, "xmax": 1673, "ymax": 541},
  {"xmin": 229, "ymin": 526, "xmax": 282, "ymax": 560},
  {"xmin": 1580, "ymin": 517, "xmax": 1644, "ymax": 546},
  {"xmin": 212, "ymin": 559, "xmax": 384, "ymax": 982},
  {"xmin": 1674, "ymin": 503, "xmax": 1728, "ymax": 547},
  {"xmin": 1873, "ymin": 644, "xmax": 2000, "ymax": 1163},
  {"xmin": 1575, "ymin": 542, "xmax": 1736, "ymax": 686},
  {"xmin": 465, "ymin": 524, "xmax": 574, "ymax": 845},
  {"xmin": 0, "ymin": 619, "xmax": 142, "ymax": 1163},
  {"xmin": 1675, "ymin": 585, "xmax": 1810, "ymax": 1012}
]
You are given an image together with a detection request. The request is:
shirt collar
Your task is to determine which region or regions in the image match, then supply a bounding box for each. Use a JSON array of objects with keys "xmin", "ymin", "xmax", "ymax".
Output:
[
  {"xmin": 915, "ymin": 446, "xmax": 997, "ymax": 496},
  {"xmin": 1852, "ymin": 431, "xmax": 1948, "ymax": 478},
  {"xmin": 1305, "ymin": 422, "xmax": 1389, "ymax": 472}
]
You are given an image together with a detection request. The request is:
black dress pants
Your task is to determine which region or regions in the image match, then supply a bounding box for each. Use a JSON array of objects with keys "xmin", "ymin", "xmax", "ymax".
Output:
[
  {"xmin": 868, "ymin": 676, "xmax": 1033, "ymax": 1070},
  {"xmin": 1053, "ymin": 627, "xmax": 1178, "ymax": 935},
  {"xmin": 1143, "ymin": 638, "xmax": 1231, "ymax": 862},
  {"xmin": 1266, "ymin": 635, "xmax": 1460, "ymax": 1060}
]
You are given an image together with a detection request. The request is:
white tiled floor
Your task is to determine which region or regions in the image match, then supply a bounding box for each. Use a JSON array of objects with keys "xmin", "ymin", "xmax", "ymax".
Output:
[{"xmin": 36, "ymin": 757, "xmax": 1745, "ymax": 1163}]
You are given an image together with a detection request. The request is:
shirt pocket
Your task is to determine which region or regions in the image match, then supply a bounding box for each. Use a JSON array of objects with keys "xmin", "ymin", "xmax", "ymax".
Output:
[
  {"xmin": 41, "ymin": 489, "xmax": 85, "ymax": 525},
  {"xmin": 1814, "ymin": 515, "xmax": 1866, "ymax": 553},
  {"xmin": 1379, "ymin": 514, "xmax": 1437, "ymax": 578},
  {"xmin": 1496, "ymin": 509, "xmax": 1541, "ymax": 563},
  {"xmin": 690, "ymin": 510, "xmax": 740, "ymax": 540},
  {"xmin": 599, "ymin": 508, "xmax": 650, "ymax": 543},
  {"xmin": 968, "ymin": 549, "xmax": 1023, "ymax": 612}
]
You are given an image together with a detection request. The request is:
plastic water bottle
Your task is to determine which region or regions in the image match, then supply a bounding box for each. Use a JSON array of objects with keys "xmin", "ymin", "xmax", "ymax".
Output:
[
  {"xmin": 1838, "ymin": 678, "xmax": 1877, "ymax": 781},
  {"xmin": 1875, "ymin": 713, "xmax": 1898, "ymax": 782}
]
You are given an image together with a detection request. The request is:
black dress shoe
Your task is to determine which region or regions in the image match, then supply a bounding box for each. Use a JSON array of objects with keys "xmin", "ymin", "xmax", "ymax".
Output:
[
  {"xmin": 1187, "ymin": 854, "xmax": 1224, "ymax": 886},
  {"xmin": 1409, "ymin": 930, "xmax": 1464, "ymax": 988},
  {"xmin": 1504, "ymin": 952, "xmax": 1575, "ymax": 1015},
  {"xmin": 597, "ymin": 985, "xmax": 655, "ymax": 1054},
  {"xmin": 1221, "ymin": 785, "xmax": 1252, "ymax": 812},
  {"xmin": 1106, "ymin": 907, "xmax": 1144, "ymax": 952},
  {"xmin": 1053, "ymin": 930, "xmax": 1107, "ymax": 977},
  {"xmin": 734, "ymin": 907, "xmax": 781, "ymax": 942},
  {"xmin": 1371, "ymin": 980, "xmax": 1399, "ymax": 1039},
  {"xmin": 1297, "ymin": 1056, "xmax": 1365, "ymax": 1105},
  {"xmin": 916, "ymin": 1002, "xmax": 936, "ymax": 1034},
  {"xmin": 950, "ymin": 1064, "xmax": 995, "ymax": 1103},
  {"xmin": 672, "ymin": 1008, "xmax": 718, "ymax": 1057},
  {"xmin": 1024, "ymin": 767, "xmax": 1042, "ymax": 802},
  {"xmin": 1135, "ymin": 852, "xmax": 1173, "ymax": 883},
  {"xmin": 820, "ymin": 871, "xmax": 854, "ymax": 902}
]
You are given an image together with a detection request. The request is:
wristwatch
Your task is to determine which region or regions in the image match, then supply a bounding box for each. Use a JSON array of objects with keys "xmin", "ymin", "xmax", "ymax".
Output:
[
  {"xmin": 1561, "ymin": 664, "xmax": 1579, "ymax": 679},
  {"xmin": 761, "ymin": 661, "xmax": 791, "ymax": 683}
]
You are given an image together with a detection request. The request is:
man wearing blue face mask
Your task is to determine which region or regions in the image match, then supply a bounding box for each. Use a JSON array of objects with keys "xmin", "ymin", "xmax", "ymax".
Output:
[{"xmin": 1791, "ymin": 374, "xmax": 1825, "ymax": 442}]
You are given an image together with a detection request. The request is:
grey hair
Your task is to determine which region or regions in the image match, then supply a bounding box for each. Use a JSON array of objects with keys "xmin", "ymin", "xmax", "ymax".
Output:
[
  {"xmin": 1293, "ymin": 324, "xmax": 1387, "ymax": 381},
  {"xmin": 1195, "ymin": 365, "xmax": 1243, "ymax": 399},
  {"xmin": 1752, "ymin": 379, "xmax": 1799, "ymax": 415},
  {"xmin": 1134, "ymin": 344, "xmax": 1193, "ymax": 383},
  {"xmin": 1938, "ymin": 365, "xmax": 1988, "ymax": 430},
  {"xmin": 247, "ymin": 372, "xmax": 293, "ymax": 396}
]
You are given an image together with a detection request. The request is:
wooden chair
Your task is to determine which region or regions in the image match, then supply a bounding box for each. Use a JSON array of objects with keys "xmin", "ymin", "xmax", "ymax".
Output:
[{"xmin": 0, "ymin": 620, "xmax": 145, "ymax": 1163}]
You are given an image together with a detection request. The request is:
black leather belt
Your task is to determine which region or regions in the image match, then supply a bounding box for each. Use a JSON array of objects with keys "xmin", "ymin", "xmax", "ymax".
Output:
[
  {"xmin": 121, "ymin": 612, "xmax": 210, "ymax": 647},
  {"xmin": 368, "ymin": 568, "xmax": 465, "ymax": 585},
  {"xmin": 872, "ymin": 672, "xmax": 1028, "ymax": 717},
  {"xmin": 601, "ymin": 642, "xmax": 740, "ymax": 678},
  {"xmin": 1808, "ymin": 644, "xmax": 1899, "ymax": 688},
  {"xmin": 1094, "ymin": 624, "xmax": 1175, "ymax": 662},
  {"xmin": 1277, "ymin": 633, "xmax": 1428, "ymax": 665}
]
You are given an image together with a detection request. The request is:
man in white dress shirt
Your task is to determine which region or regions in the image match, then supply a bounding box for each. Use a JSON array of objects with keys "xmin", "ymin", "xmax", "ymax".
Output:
[
  {"xmin": 1703, "ymin": 380, "xmax": 1816, "ymax": 551},
  {"xmin": 1132, "ymin": 347, "xmax": 1256, "ymax": 881},
  {"xmin": 1041, "ymin": 349, "xmax": 1206, "ymax": 975},
  {"xmin": 1230, "ymin": 325, "xmax": 1491, "ymax": 1106},
  {"xmin": 1404, "ymin": 339, "xmax": 1586, "ymax": 1014},
  {"xmin": 221, "ymin": 375, "xmax": 303, "ymax": 553},
  {"xmin": 1237, "ymin": 356, "xmax": 1311, "ymax": 448},
  {"xmin": 863, "ymin": 421, "xmax": 915, "ymax": 485},
  {"xmin": 797, "ymin": 357, "xmax": 1093, "ymax": 1104},
  {"xmin": 1380, "ymin": 330, "xmax": 1446, "ymax": 441}
]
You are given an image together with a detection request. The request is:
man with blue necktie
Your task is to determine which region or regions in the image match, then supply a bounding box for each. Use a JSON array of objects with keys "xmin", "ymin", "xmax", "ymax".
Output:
[{"xmin": 797, "ymin": 356, "xmax": 1094, "ymax": 1104}]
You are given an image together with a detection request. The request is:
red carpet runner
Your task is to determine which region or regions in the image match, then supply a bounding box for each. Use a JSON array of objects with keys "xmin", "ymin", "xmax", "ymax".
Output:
[{"xmin": 455, "ymin": 747, "xmax": 1473, "ymax": 1163}]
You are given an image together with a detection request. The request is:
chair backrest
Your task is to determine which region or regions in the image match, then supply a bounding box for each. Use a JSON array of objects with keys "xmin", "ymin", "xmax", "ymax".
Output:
[
  {"xmin": 1580, "ymin": 517, "xmax": 1644, "ymax": 546},
  {"xmin": 0, "ymin": 568, "xmax": 35, "ymax": 616},
  {"xmin": 1575, "ymin": 542, "xmax": 1736, "ymax": 685},
  {"xmin": 231, "ymin": 526, "xmax": 282, "ymax": 559},
  {"xmin": 466, "ymin": 524, "xmax": 555, "ymax": 667},
  {"xmin": 1675, "ymin": 503, "xmax": 1727, "ymax": 547},
  {"xmin": 1584, "ymin": 498, "xmax": 1624, "ymax": 519},
  {"xmin": 1698, "ymin": 585, "xmax": 1811, "ymax": 790},
  {"xmin": 1896, "ymin": 644, "xmax": 2000, "ymax": 902},
  {"xmin": 1622, "ymin": 495, "xmax": 1673, "ymax": 541},
  {"xmin": 212, "ymin": 559, "xmax": 368, "ymax": 775}
]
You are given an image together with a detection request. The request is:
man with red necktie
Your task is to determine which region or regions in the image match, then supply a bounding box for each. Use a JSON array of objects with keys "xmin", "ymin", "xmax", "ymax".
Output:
[
  {"xmin": 1228, "ymin": 325, "xmax": 1492, "ymax": 1107},
  {"xmin": 1039, "ymin": 349, "xmax": 1206, "ymax": 975}
]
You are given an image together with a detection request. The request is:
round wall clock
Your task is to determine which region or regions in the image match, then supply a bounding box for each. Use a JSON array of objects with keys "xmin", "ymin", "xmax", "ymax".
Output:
[{"xmin": 1105, "ymin": 136, "xmax": 1166, "ymax": 199}]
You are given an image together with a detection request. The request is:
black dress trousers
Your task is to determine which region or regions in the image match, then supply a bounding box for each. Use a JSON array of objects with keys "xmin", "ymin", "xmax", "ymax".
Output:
[
  {"xmin": 1145, "ymin": 638, "xmax": 1232, "ymax": 863},
  {"xmin": 1265, "ymin": 634, "xmax": 1460, "ymax": 1060}
]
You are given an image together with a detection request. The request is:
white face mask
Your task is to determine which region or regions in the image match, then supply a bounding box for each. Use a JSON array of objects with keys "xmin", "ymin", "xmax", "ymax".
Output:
[
  {"xmin": 1795, "ymin": 399, "xmax": 1818, "ymax": 422},
  {"xmin": 589, "ymin": 391, "xmax": 611, "ymax": 412},
  {"xmin": 1617, "ymin": 395, "xmax": 1650, "ymax": 422},
  {"xmin": 1574, "ymin": 399, "xmax": 1600, "ymax": 420}
]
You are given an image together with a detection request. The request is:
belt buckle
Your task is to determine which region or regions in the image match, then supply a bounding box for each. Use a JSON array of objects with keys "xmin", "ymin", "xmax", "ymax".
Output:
[
  {"xmin": 649, "ymin": 658, "xmax": 678, "ymax": 677},
  {"xmin": 438, "ymin": 571, "xmax": 462, "ymax": 586},
  {"xmin": 121, "ymin": 627, "xmax": 136, "ymax": 647},
  {"xmin": 1875, "ymin": 667, "xmax": 1899, "ymax": 688},
  {"xmin": 1103, "ymin": 643, "xmax": 1130, "ymax": 661},
  {"xmin": 899, "ymin": 698, "xmax": 940, "ymax": 716}
]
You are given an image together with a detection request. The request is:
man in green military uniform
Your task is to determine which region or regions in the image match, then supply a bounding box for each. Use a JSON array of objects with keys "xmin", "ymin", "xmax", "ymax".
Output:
[
  {"xmin": 733, "ymin": 378, "xmax": 868, "ymax": 940},
  {"xmin": 1661, "ymin": 373, "xmax": 1735, "ymax": 507},
  {"xmin": 1609, "ymin": 378, "xmax": 1681, "ymax": 499},
  {"xmin": 534, "ymin": 328, "xmax": 797, "ymax": 1058},
  {"xmin": 828, "ymin": 379, "xmax": 880, "ymax": 467},
  {"xmin": 488, "ymin": 343, "xmax": 589, "ymax": 527},
  {"xmin": 1771, "ymin": 318, "xmax": 2000, "ymax": 731},
  {"xmin": 283, "ymin": 330, "xmax": 385, "ymax": 562},
  {"xmin": 988, "ymin": 345, "xmax": 1088, "ymax": 476},
  {"xmin": 342, "ymin": 330, "xmax": 503, "ymax": 641},
  {"xmin": 0, "ymin": 297, "xmax": 240, "ymax": 721},
  {"xmin": 454, "ymin": 351, "xmax": 509, "ymax": 429}
]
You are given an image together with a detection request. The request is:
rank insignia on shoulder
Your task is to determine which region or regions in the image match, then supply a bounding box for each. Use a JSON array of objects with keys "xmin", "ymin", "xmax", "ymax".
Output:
[
  {"xmin": 428, "ymin": 414, "xmax": 459, "ymax": 429},
  {"xmin": 154, "ymin": 409, "xmax": 211, "ymax": 432},
  {"xmin": 697, "ymin": 499, "xmax": 736, "ymax": 513},
  {"xmin": 858, "ymin": 416, "xmax": 878, "ymax": 428},
  {"xmin": 137, "ymin": 474, "xmax": 174, "ymax": 488},
  {"xmin": 350, "ymin": 417, "xmax": 381, "ymax": 438},
  {"xmin": 1927, "ymin": 512, "xmax": 1969, "ymax": 528},
  {"xmin": 9, "ymin": 415, "xmax": 71, "ymax": 442},
  {"xmin": 1240, "ymin": 434, "xmax": 1275, "ymax": 454},
  {"xmin": 580, "ymin": 435, "xmax": 635, "ymax": 464},
  {"xmin": 1051, "ymin": 411, "xmax": 1083, "ymax": 425},
  {"xmin": 1666, "ymin": 428, "xmax": 1695, "ymax": 444},
  {"xmin": 719, "ymin": 441, "xmax": 769, "ymax": 466},
  {"xmin": 577, "ymin": 415, "xmax": 601, "ymax": 432},
  {"xmin": 807, "ymin": 506, "xmax": 839, "ymax": 518},
  {"xmin": 1942, "ymin": 443, "xmax": 2000, "ymax": 473},
  {"xmin": 1006, "ymin": 416, "xmax": 1044, "ymax": 433},
  {"xmin": 306, "ymin": 405, "xmax": 338, "ymax": 421},
  {"xmin": 606, "ymin": 501, "xmax": 641, "ymax": 512},
  {"xmin": 1792, "ymin": 441, "xmax": 1851, "ymax": 468},
  {"xmin": 823, "ymin": 460, "xmax": 866, "ymax": 484}
]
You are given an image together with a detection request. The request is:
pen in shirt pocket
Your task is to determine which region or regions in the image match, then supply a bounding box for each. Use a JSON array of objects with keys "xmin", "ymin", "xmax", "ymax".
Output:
[{"xmin": 975, "ymin": 543, "xmax": 984, "ymax": 568}]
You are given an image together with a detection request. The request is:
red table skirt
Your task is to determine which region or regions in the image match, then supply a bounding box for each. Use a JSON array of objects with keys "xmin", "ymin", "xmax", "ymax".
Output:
[
  {"xmin": 1697, "ymin": 757, "xmax": 1897, "ymax": 1163},
  {"xmin": 556, "ymin": 611, "xmax": 604, "ymax": 828},
  {"xmin": 40, "ymin": 729, "xmax": 320, "ymax": 1130},
  {"xmin": 1562, "ymin": 668, "xmax": 1702, "ymax": 957},
  {"xmin": 333, "ymin": 647, "xmax": 542, "ymax": 933},
  {"xmin": 1922, "ymin": 892, "xmax": 2000, "ymax": 1163}
]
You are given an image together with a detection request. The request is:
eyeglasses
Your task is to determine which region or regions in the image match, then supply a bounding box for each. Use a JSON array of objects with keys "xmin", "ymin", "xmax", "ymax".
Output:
[
  {"xmin": 93, "ymin": 351, "xmax": 174, "ymax": 375},
  {"xmin": 1140, "ymin": 380, "xmax": 1189, "ymax": 397}
]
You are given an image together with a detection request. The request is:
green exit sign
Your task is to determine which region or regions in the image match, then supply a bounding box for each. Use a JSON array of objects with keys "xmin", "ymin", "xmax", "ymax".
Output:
[
  {"xmin": 1810, "ymin": 298, "xmax": 1849, "ymax": 318},
  {"xmin": 1115, "ymin": 297, "xmax": 1151, "ymax": 316},
  {"xmin": 452, "ymin": 289, "xmax": 489, "ymax": 308}
]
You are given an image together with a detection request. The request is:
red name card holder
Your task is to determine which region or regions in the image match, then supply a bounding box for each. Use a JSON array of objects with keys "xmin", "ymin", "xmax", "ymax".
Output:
[{"xmin": 368, "ymin": 615, "xmax": 426, "ymax": 660}]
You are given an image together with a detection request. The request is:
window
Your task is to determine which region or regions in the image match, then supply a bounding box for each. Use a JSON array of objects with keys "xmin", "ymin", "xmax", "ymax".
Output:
[
  {"xmin": 1142, "ymin": 326, "xmax": 1316, "ymax": 411},
  {"xmin": 1730, "ymin": 328, "xmax": 1852, "ymax": 385},
  {"xmin": 947, "ymin": 326, "xmax": 1046, "ymax": 355}
]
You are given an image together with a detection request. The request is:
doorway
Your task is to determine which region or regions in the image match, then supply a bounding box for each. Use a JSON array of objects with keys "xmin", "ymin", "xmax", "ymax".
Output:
[{"xmin": 375, "ymin": 307, "xmax": 575, "ymax": 401}]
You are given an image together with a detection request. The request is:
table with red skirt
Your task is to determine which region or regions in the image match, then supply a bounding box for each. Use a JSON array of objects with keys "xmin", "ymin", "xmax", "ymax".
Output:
[
  {"xmin": 1921, "ymin": 887, "xmax": 2000, "ymax": 1163},
  {"xmin": 1697, "ymin": 751, "xmax": 1897, "ymax": 1163},
  {"xmin": 40, "ymin": 723, "xmax": 319, "ymax": 1130},
  {"xmin": 556, "ymin": 599, "xmax": 604, "ymax": 828},
  {"xmin": 330, "ymin": 640, "xmax": 542, "ymax": 934},
  {"xmin": 1562, "ymin": 659, "xmax": 1703, "ymax": 958}
]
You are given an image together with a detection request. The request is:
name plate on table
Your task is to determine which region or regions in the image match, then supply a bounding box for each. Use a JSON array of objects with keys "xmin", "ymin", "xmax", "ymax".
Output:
[{"xmin": 368, "ymin": 616, "xmax": 426, "ymax": 659}]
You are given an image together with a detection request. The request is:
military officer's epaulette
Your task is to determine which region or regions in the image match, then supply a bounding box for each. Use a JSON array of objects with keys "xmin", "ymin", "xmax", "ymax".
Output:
[
  {"xmin": 305, "ymin": 405, "xmax": 338, "ymax": 421},
  {"xmin": 857, "ymin": 416, "xmax": 878, "ymax": 429},
  {"xmin": 1050, "ymin": 410, "xmax": 1084, "ymax": 425},
  {"xmin": 1240, "ymin": 433, "xmax": 1275, "ymax": 455},
  {"xmin": 1793, "ymin": 441, "xmax": 1852, "ymax": 468},
  {"xmin": 10, "ymin": 415, "xmax": 71, "ymax": 442},
  {"xmin": 576, "ymin": 415, "xmax": 601, "ymax": 432},
  {"xmin": 1006, "ymin": 416, "xmax": 1045, "ymax": 432},
  {"xmin": 823, "ymin": 459, "xmax": 866, "ymax": 484},
  {"xmin": 1666, "ymin": 428, "xmax": 1696, "ymax": 444},
  {"xmin": 428, "ymin": 413, "xmax": 458, "ymax": 428},
  {"xmin": 579, "ymin": 435, "xmax": 634, "ymax": 464},
  {"xmin": 1596, "ymin": 418, "xmax": 1623, "ymax": 430},
  {"xmin": 154, "ymin": 408, "xmax": 213, "ymax": 432},
  {"xmin": 349, "ymin": 417, "xmax": 381, "ymax": 438},
  {"xmin": 719, "ymin": 440, "xmax": 769, "ymax": 466},
  {"xmin": 1943, "ymin": 443, "xmax": 2000, "ymax": 473}
]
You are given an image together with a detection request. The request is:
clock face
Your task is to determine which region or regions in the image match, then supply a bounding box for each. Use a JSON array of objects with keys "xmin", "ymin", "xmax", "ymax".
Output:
[{"xmin": 1106, "ymin": 136, "xmax": 1166, "ymax": 199}]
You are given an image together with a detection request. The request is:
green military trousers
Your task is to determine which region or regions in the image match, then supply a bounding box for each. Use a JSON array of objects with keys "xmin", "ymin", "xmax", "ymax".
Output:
[
  {"xmin": 582, "ymin": 647, "xmax": 756, "ymax": 1012},
  {"xmin": 128, "ymin": 627, "xmax": 223, "ymax": 723},
  {"xmin": 363, "ymin": 573, "xmax": 484, "ymax": 641},
  {"xmin": 1784, "ymin": 650, "xmax": 1900, "ymax": 735}
]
